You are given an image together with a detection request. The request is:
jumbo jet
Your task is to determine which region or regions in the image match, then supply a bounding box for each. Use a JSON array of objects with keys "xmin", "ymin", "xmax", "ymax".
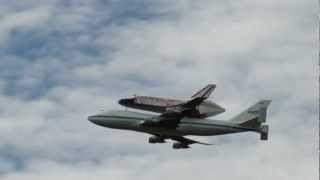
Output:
[{"xmin": 88, "ymin": 84, "xmax": 271, "ymax": 149}]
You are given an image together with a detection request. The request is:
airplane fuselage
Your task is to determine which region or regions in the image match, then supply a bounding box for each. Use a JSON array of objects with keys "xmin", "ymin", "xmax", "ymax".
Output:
[{"xmin": 88, "ymin": 110, "xmax": 257, "ymax": 137}]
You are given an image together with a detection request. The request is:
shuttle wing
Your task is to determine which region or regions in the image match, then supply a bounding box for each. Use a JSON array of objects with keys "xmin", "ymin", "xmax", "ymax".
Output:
[{"xmin": 139, "ymin": 84, "xmax": 223, "ymax": 128}]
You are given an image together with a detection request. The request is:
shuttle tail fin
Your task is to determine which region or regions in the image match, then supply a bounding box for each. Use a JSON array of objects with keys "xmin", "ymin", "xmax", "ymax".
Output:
[
  {"xmin": 190, "ymin": 84, "xmax": 216, "ymax": 99},
  {"xmin": 181, "ymin": 84, "xmax": 216, "ymax": 109}
]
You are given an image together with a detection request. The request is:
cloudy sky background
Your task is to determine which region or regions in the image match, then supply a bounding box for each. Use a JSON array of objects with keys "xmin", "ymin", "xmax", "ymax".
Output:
[{"xmin": 0, "ymin": 0, "xmax": 318, "ymax": 179}]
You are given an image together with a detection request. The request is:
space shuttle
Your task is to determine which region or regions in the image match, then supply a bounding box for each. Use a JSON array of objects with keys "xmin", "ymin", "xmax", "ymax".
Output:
[{"xmin": 118, "ymin": 84, "xmax": 225, "ymax": 118}]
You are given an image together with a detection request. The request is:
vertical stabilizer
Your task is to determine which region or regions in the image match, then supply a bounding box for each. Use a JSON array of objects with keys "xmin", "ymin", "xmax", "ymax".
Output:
[
  {"xmin": 191, "ymin": 84, "xmax": 216, "ymax": 99},
  {"xmin": 230, "ymin": 100, "xmax": 271, "ymax": 140}
]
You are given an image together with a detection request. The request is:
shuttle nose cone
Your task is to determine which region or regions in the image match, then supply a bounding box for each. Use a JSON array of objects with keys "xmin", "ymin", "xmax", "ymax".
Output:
[{"xmin": 118, "ymin": 98, "xmax": 134, "ymax": 106}]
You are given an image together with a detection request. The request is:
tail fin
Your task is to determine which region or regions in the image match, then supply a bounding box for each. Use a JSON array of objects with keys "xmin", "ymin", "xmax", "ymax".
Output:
[
  {"xmin": 182, "ymin": 84, "xmax": 216, "ymax": 109},
  {"xmin": 191, "ymin": 84, "xmax": 216, "ymax": 99},
  {"xmin": 230, "ymin": 100, "xmax": 271, "ymax": 140}
]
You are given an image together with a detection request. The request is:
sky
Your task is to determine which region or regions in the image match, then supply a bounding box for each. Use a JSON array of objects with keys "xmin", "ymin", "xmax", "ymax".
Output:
[{"xmin": 0, "ymin": 0, "xmax": 318, "ymax": 179}]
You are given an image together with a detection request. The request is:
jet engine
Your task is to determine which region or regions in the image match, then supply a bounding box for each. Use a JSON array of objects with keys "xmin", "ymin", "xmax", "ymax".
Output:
[
  {"xmin": 172, "ymin": 142, "xmax": 190, "ymax": 149},
  {"xmin": 148, "ymin": 136, "xmax": 166, "ymax": 144}
]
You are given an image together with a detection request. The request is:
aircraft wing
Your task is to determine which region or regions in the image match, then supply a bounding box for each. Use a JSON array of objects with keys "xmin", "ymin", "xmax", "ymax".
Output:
[
  {"xmin": 170, "ymin": 136, "xmax": 212, "ymax": 146},
  {"xmin": 139, "ymin": 84, "xmax": 219, "ymax": 128},
  {"xmin": 140, "ymin": 84, "xmax": 225, "ymax": 128}
]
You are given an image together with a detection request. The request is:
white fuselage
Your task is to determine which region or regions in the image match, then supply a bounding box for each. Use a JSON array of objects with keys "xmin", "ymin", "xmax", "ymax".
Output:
[{"xmin": 88, "ymin": 110, "xmax": 256, "ymax": 137}]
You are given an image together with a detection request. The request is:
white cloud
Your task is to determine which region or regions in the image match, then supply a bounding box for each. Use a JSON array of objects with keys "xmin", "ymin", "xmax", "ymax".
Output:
[{"xmin": 0, "ymin": 6, "xmax": 51, "ymax": 46}]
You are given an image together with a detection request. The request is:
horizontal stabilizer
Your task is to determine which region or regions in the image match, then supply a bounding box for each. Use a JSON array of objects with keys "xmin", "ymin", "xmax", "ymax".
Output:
[{"xmin": 260, "ymin": 125, "xmax": 269, "ymax": 140}]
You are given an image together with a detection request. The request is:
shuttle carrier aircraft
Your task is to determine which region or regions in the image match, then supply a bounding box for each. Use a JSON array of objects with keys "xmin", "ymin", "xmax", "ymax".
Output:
[{"xmin": 88, "ymin": 84, "xmax": 271, "ymax": 149}]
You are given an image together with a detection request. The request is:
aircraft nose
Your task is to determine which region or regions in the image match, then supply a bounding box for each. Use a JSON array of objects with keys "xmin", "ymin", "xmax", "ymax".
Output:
[{"xmin": 88, "ymin": 115, "xmax": 98, "ymax": 123}]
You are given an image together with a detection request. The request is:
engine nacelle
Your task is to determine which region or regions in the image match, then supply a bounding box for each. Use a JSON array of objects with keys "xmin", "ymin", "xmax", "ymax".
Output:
[
  {"xmin": 148, "ymin": 136, "xmax": 166, "ymax": 144},
  {"xmin": 172, "ymin": 142, "xmax": 190, "ymax": 149}
]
